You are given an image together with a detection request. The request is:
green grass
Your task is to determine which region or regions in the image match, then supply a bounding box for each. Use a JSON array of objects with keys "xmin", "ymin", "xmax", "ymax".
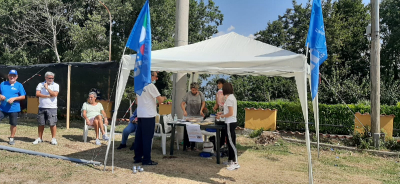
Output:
[{"xmin": 1, "ymin": 119, "xmax": 400, "ymax": 183}]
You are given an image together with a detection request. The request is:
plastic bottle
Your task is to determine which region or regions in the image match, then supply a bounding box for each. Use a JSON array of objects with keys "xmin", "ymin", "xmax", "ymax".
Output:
[
  {"xmin": 174, "ymin": 114, "xmax": 178, "ymax": 121},
  {"xmin": 4, "ymin": 98, "xmax": 13, "ymax": 105}
]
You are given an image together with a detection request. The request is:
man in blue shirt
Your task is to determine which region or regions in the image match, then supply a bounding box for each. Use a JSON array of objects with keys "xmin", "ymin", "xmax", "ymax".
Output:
[{"xmin": 0, "ymin": 70, "xmax": 26, "ymax": 145}]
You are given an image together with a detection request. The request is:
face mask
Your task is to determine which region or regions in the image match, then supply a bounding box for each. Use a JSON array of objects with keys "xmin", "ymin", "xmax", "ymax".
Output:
[{"xmin": 152, "ymin": 80, "xmax": 156, "ymax": 84}]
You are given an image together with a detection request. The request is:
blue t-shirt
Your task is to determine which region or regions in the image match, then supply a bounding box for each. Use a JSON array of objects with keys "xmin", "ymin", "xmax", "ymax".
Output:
[{"xmin": 0, "ymin": 81, "xmax": 26, "ymax": 112}]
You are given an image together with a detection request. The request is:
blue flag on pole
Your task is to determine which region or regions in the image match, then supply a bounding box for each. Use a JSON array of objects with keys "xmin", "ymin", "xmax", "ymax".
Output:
[
  {"xmin": 305, "ymin": 0, "xmax": 328, "ymax": 100},
  {"xmin": 126, "ymin": 0, "xmax": 152, "ymax": 96}
]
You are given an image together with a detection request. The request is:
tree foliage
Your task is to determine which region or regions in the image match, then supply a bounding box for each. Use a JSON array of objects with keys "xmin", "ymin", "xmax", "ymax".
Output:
[
  {"xmin": 0, "ymin": 0, "xmax": 223, "ymax": 65},
  {"xmin": 229, "ymin": 0, "xmax": 399, "ymax": 105}
]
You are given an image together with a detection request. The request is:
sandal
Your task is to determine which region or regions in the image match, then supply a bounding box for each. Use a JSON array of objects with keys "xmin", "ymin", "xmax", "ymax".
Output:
[{"xmin": 191, "ymin": 147, "xmax": 200, "ymax": 152}]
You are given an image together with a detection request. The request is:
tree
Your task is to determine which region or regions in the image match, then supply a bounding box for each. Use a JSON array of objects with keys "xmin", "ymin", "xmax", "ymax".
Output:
[
  {"xmin": 64, "ymin": 13, "xmax": 109, "ymax": 62},
  {"xmin": 380, "ymin": 0, "xmax": 400, "ymax": 81},
  {"xmin": 4, "ymin": 0, "xmax": 70, "ymax": 63}
]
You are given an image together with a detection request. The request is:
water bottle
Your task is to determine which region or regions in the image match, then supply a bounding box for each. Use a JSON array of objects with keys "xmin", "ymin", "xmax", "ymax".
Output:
[
  {"xmin": 4, "ymin": 98, "xmax": 13, "ymax": 105},
  {"xmin": 174, "ymin": 114, "xmax": 178, "ymax": 121}
]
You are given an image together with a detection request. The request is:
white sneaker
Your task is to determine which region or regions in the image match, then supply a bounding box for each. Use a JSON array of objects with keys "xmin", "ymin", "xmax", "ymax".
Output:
[
  {"xmin": 51, "ymin": 138, "xmax": 57, "ymax": 145},
  {"xmin": 32, "ymin": 138, "xmax": 42, "ymax": 145},
  {"xmin": 102, "ymin": 134, "xmax": 109, "ymax": 141},
  {"xmin": 227, "ymin": 162, "xmax": 240, "ymax": 171},
  {"xmin": 95, "ymin": 139, "xmax": 101, "ymax": 145},
  {"xmin": 223, "ymin": 160, "xmax": 233, "ymax": 166}
]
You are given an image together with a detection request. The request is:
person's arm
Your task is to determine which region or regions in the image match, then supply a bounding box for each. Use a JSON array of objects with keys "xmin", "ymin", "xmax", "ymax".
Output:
[
  {"xmin": 82, "ymin": 110, "xmax": 91, "ymax": 125},
  {"xmin": 101, "ymin": 110, "xmax": 109, "ymax": 125},
  {"xmin": 213, "ymin": 94, "xmax": 218, "ymax": 111},
  {"xmin": 200, "ymin": 101, "xmax": 205, "ymax": 117},
  {"xmin": 36, "ymin": 90, "xmax": 50, "ymax": 98},
  {"xmin": 44, "ymin": 83, "xmax": 59, "ymax": 97},
  {"xmin": 181, "ymin": 101, "xmax": 187, "ymax": 116},
  {"xmin": 7, "ymin": 95, "xmax": 25, "ymax": 104},
  {"xmin": 156, "ymin": 96, "xmax": 166, "ymax": 105},
  {"xmin": 217, "ymin": 106, "xmax": 233, "ymax": 119}
]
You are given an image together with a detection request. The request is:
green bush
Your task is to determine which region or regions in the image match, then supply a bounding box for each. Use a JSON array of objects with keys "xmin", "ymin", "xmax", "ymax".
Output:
[
  {"xmin": 249, "ymin": 128, "xmax": 264, "ymax": 138},
  {"xmin": 206, "ymin": 100, "xmax": 400, "ymax": 135}
]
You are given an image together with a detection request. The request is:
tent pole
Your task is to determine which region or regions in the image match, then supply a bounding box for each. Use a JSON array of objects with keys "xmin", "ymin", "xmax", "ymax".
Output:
[
  {"xmin": 66, "ymin": 65, "xmax": 71, "ymax": 129},
  {"xmin": 306, "ymin": 43, "xmax": 320, "ymax": 159},
  {"xmin": 304, "ymin": 43, "xmax": 314, "ymax": 183},
  {"xmin": 104, "ymin": 47, "xmax": 127, "ymax": 172}
]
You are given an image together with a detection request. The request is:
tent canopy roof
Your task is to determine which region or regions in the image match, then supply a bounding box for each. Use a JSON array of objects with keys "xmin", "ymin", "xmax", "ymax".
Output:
[{"xmin": 124, "ymin": 32, "xmax": 308, "ymax": 77}]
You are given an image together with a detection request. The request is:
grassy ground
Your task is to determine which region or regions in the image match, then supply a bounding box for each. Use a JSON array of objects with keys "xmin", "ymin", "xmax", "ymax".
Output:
[{"xmin": 0, "ymin": 119, "xmax": 399, "ymax": 184}]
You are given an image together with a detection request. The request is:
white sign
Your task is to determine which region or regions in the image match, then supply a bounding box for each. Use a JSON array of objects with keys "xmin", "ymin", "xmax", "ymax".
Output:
[{"xmin": 186, "ymin": 124, "xmax": 203, "ymax": 142}]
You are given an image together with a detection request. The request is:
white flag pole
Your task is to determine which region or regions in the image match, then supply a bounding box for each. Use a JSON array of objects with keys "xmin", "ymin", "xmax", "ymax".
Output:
[{"xmin": 104, "ymin": 47, "xmax": 127, "ymax": 172}]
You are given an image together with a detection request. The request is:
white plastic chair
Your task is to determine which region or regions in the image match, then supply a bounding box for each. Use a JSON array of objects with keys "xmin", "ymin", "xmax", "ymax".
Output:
[
  {"xmin": 153, "ymin": 114, "xmax": 179, "ymax": 155},
  {"xmin": 201, "ymin": 130, "xmax": 216, "ymax": 142},
  {"xmin": 82, "ymin": 113, "xmax": 108, "ymax": 143}
]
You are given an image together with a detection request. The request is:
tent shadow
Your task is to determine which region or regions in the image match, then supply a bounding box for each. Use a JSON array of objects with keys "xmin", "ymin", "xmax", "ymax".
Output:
[
  {"xmin": 63, "ymin": 137, "xmax": 238, "ymax": 183},
  {"xmin": 62, "ymin": 134, "xmax": 88, "ymax": 142}
]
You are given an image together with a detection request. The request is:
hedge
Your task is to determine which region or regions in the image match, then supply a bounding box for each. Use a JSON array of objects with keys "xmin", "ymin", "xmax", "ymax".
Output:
[{"xmin": 206, "ymin": 100, "xmax": 400, "ymax": 135}]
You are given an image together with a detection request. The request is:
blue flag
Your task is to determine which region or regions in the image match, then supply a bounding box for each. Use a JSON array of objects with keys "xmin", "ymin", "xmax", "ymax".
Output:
[
  {"xmin": 305, "ymin": 0, "xmax": 328, "ymax": 100},
  {"xmin": 126, "ymin": 0, "xmax": 152, "ymax": 96}
]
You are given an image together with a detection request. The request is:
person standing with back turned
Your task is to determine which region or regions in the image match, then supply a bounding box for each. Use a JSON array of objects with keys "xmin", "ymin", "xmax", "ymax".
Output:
[{"xmin": 133, "ymin": 71, "xmax": 166, "ymax": 165}]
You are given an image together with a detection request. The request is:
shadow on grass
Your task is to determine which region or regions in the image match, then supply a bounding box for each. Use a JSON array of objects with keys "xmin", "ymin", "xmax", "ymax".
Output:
[
  {"xmin": 62, "ymin": 136, "xmax": 240, "ymax": 184},
  {"xmin": 0, "ymin": 137, "xmax": 36, "ymax": 143},
  {"xmin": 1, "ymin": 119, "xmax": 243, "ymax": 183}
]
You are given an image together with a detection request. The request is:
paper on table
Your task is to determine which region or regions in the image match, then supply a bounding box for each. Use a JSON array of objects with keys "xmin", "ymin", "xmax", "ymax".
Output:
[{"xmin": 186, "ymin": 124, "xmax": 203, "ymax": 142}]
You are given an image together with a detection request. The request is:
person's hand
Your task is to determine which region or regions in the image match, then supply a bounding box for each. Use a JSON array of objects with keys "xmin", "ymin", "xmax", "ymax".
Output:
[
  {"xmin": 85, "ymin": 118, "xmax": 91, "ymax": 125},
  {"xmin": 216, "ymin": 114, "xmax": 222, "ymax": 120},
  {"xmin": 200, "ymin": 111, "xmax": 204, "ymax": 117},
  {"xmin": 46, "ymin": 95, "xmax": 51, "ymax": 98},
  {"xmin": 44, "ymin": 83, "xmax": 48, "ymax": 90},
  {"xmin": 183, "ymin": 111, "xmax": 187, "ymax": 117},
  {"xmin": 7, "ymin": 98, "xmax": 15, "ymax": 104},
  {"xmin": 213, "ymin": 106, "xmax": 217, "ymax": 111},
  {"xmin": 0, "ymin": 95, "xmax": 5, "ymax": 101},
  {"xmin": 104, "ymin": 118, "xmax": 109, "ymax": 125},
  {"xmin": 217, "ymin": 112, "xmax": 223, "ymax": 115}
]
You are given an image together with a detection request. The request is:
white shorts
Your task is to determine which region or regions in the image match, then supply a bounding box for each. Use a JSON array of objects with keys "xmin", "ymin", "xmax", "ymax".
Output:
[{"xmin": 87, "ymin": 115, "xmax": 101, "ymax": 126}]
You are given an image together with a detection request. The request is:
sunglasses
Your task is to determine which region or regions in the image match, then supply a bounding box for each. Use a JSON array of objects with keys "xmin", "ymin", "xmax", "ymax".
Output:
[{"xmin": 47, "ymin": 78, "xmax": 54, "ymax": 79}]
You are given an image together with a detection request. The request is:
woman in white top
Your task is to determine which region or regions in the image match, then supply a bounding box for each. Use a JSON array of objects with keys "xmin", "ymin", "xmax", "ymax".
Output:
[{"xmin": 216, "ymin": 83, "xmax": 240, "ymax": 170}]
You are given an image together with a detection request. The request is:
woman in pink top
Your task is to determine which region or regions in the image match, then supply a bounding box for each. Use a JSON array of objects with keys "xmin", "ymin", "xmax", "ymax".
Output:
[
  {"xmin": 213, "ymin": 78, "xmax": 226, "ymax": 112},
  {"xmin": 213, "ymin": 78, "xmax": 227, "ymax": 150}
]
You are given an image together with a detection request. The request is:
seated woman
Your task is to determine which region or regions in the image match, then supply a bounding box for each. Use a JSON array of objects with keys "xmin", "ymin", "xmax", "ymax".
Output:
[
  {"xmin": 117, "ymin": 109, "xmax": 138, "ymax": 150},
  {"xmin": 181, "ymin": 82, "xmax": 205, "ymax": 151},
  {"xmin": 82, "ymin": 92, "xmax": 109, "ymax": 145}
]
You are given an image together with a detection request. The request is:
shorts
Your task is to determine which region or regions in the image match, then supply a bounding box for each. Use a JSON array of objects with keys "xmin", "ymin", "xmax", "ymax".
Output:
[
  {"xmin": 0, "ymin": 111, "xmax": 18, "ymax": 126},
  {"xmin": 87, "ymin": 115, "xmax": 101, "ymax": 126},
  {"xmin": 38, "ymin": 108, "xmax": 58, "ymax": 126}
]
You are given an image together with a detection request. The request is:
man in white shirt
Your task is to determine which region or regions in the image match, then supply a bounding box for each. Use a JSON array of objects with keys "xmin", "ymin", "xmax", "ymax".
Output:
[
  {"xmin": 32, "ymin": 71, "xmax": 59, "ymax": 145},
  {"xmin": 133, "ymin": 71, "xmax": 166, "ymax": 165}
]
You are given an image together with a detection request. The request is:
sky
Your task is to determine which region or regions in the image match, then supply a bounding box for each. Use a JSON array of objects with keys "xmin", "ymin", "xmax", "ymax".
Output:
[{"xmin": 211, "ymin": 0, "xmax": 371, "ymax": 38}]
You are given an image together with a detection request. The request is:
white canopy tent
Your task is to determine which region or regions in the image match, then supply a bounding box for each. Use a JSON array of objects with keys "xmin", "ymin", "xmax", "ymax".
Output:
[{"xmin": 104, "ymin": 32, "xmax": 318, "ymax": 183}]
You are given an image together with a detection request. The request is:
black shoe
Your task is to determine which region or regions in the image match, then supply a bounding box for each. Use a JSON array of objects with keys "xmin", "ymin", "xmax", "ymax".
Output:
[
  {"xmin": 129, "ymin": 142, "xmax": 135, "ymax": 150},
  {"xmin": 133, "ymin": 157, "xmax": 142, "ymax": 163},
  {"xmin": 142, "ymin": 161, "xmax": 158, "ymax": 165},
  {"xmin": 117, "ymin": 144, "xmax": 127, "ymax": 150}
]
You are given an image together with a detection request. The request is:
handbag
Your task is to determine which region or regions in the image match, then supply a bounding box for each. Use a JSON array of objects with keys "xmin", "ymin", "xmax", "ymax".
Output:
[{"xmin": 202, "ymin": 142, "xmax": 214, "ymax": 153}]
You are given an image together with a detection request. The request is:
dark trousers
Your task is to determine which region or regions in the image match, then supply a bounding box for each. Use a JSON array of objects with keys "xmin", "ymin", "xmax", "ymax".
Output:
[
  {"xmin": 183, "ymin": 127, "xmax": 196, "ymax": 149},
  {"xmin": 133, "ymin": 117, "xmax": 155, "ymax": 164},
  {"xmin": 226, "ymin": 122, "xmax": 237, "ymax": 162},
  {"xmin": 220, "ymin": 128, "xmax": 227, "ymax": 147}
]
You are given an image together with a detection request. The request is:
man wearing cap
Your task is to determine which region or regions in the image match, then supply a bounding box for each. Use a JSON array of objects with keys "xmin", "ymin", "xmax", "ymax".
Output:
[
  {"xmin": 0, "ymin": 70, "xmax": 26, "ymax": 145},
  {"xmin": 32, "ymin": 71, "xmax": 59, "ymax": 145}
]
